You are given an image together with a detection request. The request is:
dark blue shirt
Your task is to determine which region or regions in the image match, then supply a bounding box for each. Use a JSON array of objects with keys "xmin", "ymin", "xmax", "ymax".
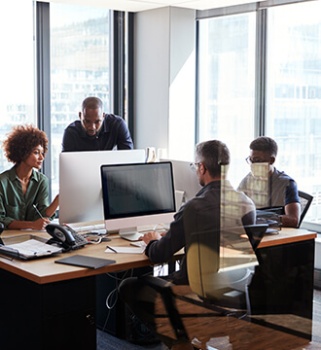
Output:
[{"xmin": 62, "ymin": 114, "xmax": 133, "ymax": 152}]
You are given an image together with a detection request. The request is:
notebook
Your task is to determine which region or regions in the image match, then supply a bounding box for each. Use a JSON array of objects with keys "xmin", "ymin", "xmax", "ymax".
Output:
[
  {"xmin": 55, "ymin": 255, "xmax": 116, "ymax": 269},
  {"xmin": 0, "ymin": 235, "xmax": 62, "ymax": 260}
]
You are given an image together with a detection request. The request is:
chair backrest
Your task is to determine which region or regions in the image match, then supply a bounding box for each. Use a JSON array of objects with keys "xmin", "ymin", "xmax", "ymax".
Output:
[
  {"xmin": 184, "ymin": 179, "xmax": 258, "ymax": 309},
  {"xmin": 186, "ymin": 226, "xmax": 258, "ymax": 308},
  {"xmin": 298, "ymin": 190, "xmax": 313, "ymax": 227}
]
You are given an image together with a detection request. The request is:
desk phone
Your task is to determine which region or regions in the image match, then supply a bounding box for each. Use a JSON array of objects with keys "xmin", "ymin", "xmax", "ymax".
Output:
[{"xmin": 46, "ymin": 223, "xmax": 88, "ymax": 250}]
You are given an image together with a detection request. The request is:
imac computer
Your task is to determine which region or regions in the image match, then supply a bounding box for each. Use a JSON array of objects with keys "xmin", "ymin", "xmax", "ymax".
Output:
[
  {"xmin": 59, "ymin": 149, "xmax": 146, "ymax": 225},
  {"xmin": 161, "ymin": 159, "xmax": 202, "ymax": 207},
  {"xmin": 100, "ymin": 161, "xmax": 176, "ymax": 240}
]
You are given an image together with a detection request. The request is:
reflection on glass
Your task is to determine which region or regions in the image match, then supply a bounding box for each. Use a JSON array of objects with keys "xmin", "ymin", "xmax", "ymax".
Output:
[
  {"xmin": 187, "ymin": 171, "xmax": 258, "ymax": 312},
  {"xmin": 198, "ymin": 13, "xmax": 256, "ymax": 187},
  {"xmin": 0, "ymin": 1, "xmax": 35, "ymax": 172},
  {"xmin": 266, "ymin": 1, "xmax": 321, "ymax": 223},
  {"xmin": 50, "ymin": 4, "xmax": 110, "ymax": 196},
  {"xmin": 239, "ymin": 162, "xmax": 270, "ymax": 208}
]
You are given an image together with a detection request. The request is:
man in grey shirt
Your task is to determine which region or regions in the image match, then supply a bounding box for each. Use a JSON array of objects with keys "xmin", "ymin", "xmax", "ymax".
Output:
[{"xmin": 238, "ymin": 136, "xmax": 300, "ymax": 227}]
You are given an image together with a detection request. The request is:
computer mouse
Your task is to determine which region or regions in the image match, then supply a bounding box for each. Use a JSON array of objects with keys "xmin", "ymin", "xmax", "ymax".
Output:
[{"xmin": 0, "ymin": 222, "xmax": 4, "ymax": 234}]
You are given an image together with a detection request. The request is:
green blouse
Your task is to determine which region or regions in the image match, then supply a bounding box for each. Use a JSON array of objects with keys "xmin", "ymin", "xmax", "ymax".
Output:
[{"xmin": 0, "ymin": 166, "xmax": 51, "ymax": 228}]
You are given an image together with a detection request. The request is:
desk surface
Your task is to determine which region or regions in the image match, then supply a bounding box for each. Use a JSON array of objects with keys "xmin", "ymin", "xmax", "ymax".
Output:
[
  {"xmin": 0, "ymin": 231, "xmax": 151, "ymax": 284},
  {"xmin": 0, "ymin": 227, "xmax": 316, "ymax": 285},
  {"xmin": 258, "ymin": 227, "xmax": 316, "ymax": 248}
]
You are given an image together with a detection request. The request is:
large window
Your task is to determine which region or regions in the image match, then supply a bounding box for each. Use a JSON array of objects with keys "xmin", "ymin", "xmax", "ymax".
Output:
[
  {"xmin": 197, "ymin": 0, "xmax": 321, "ymax": 224},
  {"xmin": 50, "ymin": 4, "xmax": 110, "ymax": 196},
  {"xmin": 265, "ymin": 1, "xmax": 321, "ymax": 223},
  {"xmin": 197, "ymin": 12, "xmax": 256, "ymax": 187},
  {"xmin": 0, "ymin": 1, "xmax": 36, "ymax": 171}
]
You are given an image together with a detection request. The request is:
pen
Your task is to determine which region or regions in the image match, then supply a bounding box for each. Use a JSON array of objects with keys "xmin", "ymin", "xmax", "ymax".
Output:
[
  {"xmin": 106, "ymin": 246, "xmax": 118, "ymax": 253},
  {"xmin": 33, "ymin": 204, "xmax": 44, "ymax": 219}
]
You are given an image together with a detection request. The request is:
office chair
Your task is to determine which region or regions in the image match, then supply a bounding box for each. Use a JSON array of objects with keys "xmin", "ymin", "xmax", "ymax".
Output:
[
  {"xmin": 298, "ymin": 191, "xmax": 313, "ymax": 227},
  {"xmin": 139, "ymin": 224, "xmax": 264, "ymax": 348}
]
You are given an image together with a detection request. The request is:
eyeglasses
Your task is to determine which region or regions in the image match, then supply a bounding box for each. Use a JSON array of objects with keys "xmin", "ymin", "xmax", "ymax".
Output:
[
  {"xmin": 190, "ymin": 162, "xmax": 201, "ymax": 171},
  {"xmin": 245, "ymin": 156, "xmax": 269, "ymax": 165}
]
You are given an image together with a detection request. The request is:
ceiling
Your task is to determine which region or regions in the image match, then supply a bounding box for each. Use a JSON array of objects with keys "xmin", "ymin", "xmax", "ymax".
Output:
[{"xmin": 46, "ymin": 0, "xmax": 257, "ymax": 12}]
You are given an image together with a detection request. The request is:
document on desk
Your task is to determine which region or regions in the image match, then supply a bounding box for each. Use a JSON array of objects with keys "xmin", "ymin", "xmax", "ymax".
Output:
[
  {"xmin": 105, "ymin": 245, "xmax": 145, "ymax": 254},
  {"xmin": 0, "ymin": 239, "xmax": 62, "ymax": 260}
]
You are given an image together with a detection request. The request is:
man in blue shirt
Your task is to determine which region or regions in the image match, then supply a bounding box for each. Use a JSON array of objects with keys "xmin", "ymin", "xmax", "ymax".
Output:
[
  {"xmin": 238, "ymin": 136, "xmax": 300, "ymax": 227},
  {"xmin": 62, "ymin": 96, "xmax": 133, "ymax": 152}
]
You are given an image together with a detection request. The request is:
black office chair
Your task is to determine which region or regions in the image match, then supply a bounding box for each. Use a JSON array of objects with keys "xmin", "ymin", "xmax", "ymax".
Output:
[{"xmin": 298, "ymin": 190, "xmax": 313, "ymax": 227}]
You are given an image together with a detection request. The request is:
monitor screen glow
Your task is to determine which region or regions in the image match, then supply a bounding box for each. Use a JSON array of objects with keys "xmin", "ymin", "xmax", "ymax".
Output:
[
  {"xmin": 59, "ymin": 149, "xmax": 146, "ymax": 225},
  {"xmin": 100, "ymin": 162, "xmax": 176, "ymax": 233}
]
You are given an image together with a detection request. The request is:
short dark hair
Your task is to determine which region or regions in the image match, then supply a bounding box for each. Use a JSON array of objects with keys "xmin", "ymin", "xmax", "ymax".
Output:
[
  {"xmin": 2, "ymin": 124, "xmax": 48, "ymax": 164},
  {"xmin": 250, "ymin": 136, "xmax": 278, "ymax": 157},
  {"xmin": 195, "ymin": 140, "xmax": 230, "ymax": 177},
  {"xmin": 82, "ymin": 96, "xmax": 103, "ymax": 111}
]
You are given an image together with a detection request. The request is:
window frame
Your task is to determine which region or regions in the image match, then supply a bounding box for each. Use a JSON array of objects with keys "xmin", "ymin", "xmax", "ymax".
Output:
[
  {"xmin": 35, "ymin": 2, "xmax": 130, "ymax": 200},
  {"xmin": 196, "ymin": 0, "xmax": 320, "ymax": 230}
]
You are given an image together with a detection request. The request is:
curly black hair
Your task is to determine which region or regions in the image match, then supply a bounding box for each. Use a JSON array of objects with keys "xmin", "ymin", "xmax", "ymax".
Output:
[{"xmin": 2, "ymin": 124, "xmax": 48, "ymax": 164}]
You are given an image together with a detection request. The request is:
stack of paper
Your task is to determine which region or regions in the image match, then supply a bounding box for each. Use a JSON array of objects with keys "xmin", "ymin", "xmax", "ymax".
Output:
[{"xmin": 0, "ymin": 239, "xmax": 62, "ymax": 260}]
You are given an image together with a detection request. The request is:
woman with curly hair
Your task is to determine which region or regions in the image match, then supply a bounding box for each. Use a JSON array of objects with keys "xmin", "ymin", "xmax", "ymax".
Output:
[{"xmin": 0, "ymin": 124, "xmax": 59, "ymax": 230}]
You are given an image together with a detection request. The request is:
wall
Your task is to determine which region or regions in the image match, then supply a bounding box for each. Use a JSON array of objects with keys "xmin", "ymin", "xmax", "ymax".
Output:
[{"xmin": 134, "ymin": 7, "xmax": 196, "ymax": 161}]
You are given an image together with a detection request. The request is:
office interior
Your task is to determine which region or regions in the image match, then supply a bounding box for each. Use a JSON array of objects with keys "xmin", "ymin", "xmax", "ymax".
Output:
[{"xmin": 1, "ymin": 0, "xmax": 321, "ymax": 349}]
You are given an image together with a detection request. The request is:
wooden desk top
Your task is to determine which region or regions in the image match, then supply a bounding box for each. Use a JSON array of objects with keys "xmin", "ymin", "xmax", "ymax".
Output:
[
  {"xmin": 0, "ymin": 231, "xmax": 151, "ymax": 284},
  {"xmin": 258, "ymin": 227, "xmax": 317, "ymax": 248},
  {"xmin": 0, "ymin": 227, "xmax": 316, "ymax": 285}
]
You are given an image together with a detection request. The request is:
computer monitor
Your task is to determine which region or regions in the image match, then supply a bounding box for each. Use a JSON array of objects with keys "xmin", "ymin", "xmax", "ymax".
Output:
[
  {"xmin": 161, "ymin": 159, "xmax": 202, "ymax": 205},
  {"xmin": 100, "ymin": 162, "xmax": 176, "ymax": 238},
  {"xmin": 59, "ymin": 149, "xmax": 146, "ymax": 225}
]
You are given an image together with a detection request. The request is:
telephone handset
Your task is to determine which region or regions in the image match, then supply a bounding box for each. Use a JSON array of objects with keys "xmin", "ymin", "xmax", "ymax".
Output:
[{"xmin": 46, "ymin": 223, "xmax": 87, "ymax": 250}]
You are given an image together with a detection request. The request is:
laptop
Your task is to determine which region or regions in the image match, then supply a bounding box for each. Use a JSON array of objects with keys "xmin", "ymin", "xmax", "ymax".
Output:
[{"xmin": 256, "ymin": 206, "xmax": 283, "ymax": 233}]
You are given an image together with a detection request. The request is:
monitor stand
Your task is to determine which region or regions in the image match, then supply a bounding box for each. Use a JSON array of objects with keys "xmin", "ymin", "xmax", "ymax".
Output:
[{"xmin": 119, "ymin": 227, "xmax": 142, "ymax": 241}]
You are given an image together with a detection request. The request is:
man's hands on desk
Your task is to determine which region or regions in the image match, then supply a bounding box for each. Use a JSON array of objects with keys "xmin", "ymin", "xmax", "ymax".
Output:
[{"xmin": 140, "ymin": 230, "xmax": 166, "ymax": 245}]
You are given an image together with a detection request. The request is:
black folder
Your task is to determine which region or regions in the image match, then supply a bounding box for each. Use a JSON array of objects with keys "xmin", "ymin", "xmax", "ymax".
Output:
[{"xmin": 55, "ymin": 255, "xmax": 116, "ymax": 269}]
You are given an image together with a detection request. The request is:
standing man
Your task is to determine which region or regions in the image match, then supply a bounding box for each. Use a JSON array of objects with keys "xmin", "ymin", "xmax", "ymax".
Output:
[
  {"xmin": 62, "ymin": 96, "xmax": 133, "ymax": 152},
  {"xmin": 238, "ymin": 136, "xmax": 300, "ymax": 227}
]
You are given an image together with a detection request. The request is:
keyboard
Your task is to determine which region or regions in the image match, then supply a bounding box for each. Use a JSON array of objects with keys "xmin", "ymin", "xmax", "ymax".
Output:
[
  {"xmin": 66, "ymin": 223, "xmax": 105, "ymax": 234},
  {"xmin": 130, "ymin": 241, "xmax": 147, "ymax": 248}
]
